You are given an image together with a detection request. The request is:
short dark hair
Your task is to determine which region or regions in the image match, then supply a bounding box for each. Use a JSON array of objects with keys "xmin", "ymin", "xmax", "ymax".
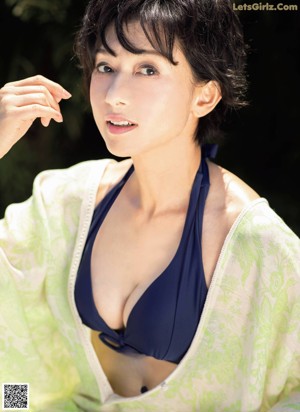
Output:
[{"xmin": 75, "ymin": 0, "xmax": 248, "ymax": 145}]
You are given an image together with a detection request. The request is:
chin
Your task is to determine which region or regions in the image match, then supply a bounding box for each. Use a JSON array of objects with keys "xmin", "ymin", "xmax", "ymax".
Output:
[
  {"xmin": 101, "ymin": 132, "xmax": 154, "ymax": 159},
  {"xmin": 104, "ymin": 140, "xmax": 135, "ymax": 159}
]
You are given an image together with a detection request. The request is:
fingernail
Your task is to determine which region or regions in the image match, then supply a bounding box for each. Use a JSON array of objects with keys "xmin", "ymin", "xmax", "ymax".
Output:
[{"xmin": 62, "ymin": 89, "xmax": 72, "ymax": 99}]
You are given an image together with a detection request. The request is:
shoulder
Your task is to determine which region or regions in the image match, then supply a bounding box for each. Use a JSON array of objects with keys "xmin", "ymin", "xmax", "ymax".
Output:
[
  {"xmin": 35, "ymin": 158, "xmax": 112, "ymax": 188},
  {"xmin": 205, "ymin": 161, "xmax": 261, "ymax": 240},
  {"xmin": 232, "ymin": 197, "xmax": 300, "ymax": 260},
  {"xmin": 30, "ymin": 158, "xmax": 119, "ymax": 205},
  {"xmin": 207, "ymin": 161, "xmax": 260, "ymax": 218},
  {"xmin": 211, "ymin": 164, "xmax": 300, "ymax": 297},
  {"xmin": 207, "ymin": 159, "xmax": 299, "ymax": 259},
  {"xmin": 25, "ymin": 157, "xmax": 133, "ymax": 214},
  {"xmin": 219, "ymin": 180, "xmax": 300, "ymax": 278}
]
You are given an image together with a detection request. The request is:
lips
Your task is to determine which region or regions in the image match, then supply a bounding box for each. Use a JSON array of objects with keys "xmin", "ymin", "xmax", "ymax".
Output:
[{"xmin": 105, "ymin": 115, "xmax": 138, "ymax": 135}]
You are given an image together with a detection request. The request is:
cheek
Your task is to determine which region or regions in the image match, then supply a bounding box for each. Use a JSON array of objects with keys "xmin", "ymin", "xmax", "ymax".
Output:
[
  {"xmin": 90, "ymin": 75, "xmax": 106, "ymax": 111},
  {"xmin": 150, "ymin": 83, "xmax": 195, "ymax": 127},
  {"xmin": 89, "ymin": 78, "xmax": 98, "ymax": 114},
  {"xmin": 137, "ymin": 82, "xmax": 192, "ymax": 118}
]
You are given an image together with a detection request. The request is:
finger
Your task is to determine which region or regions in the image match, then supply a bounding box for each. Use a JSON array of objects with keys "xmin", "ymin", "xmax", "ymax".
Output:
[
  {"xmin": 41, "ymin": 117, "xmax": 51, "ymax": 127},
  {"xmin": 8, "ymin": 75, "xmax": 72, "ymax": 100},
  {"xmin": 13, "ymin": 104, "xmax": 63, "ymax": 123},
  {"xmin": 6, "ymin": 85, "xmax": 62, "ymax": 110},
  {"xmin": 11, "ymin": 90, "xmax": 62, "ymax": 114}
]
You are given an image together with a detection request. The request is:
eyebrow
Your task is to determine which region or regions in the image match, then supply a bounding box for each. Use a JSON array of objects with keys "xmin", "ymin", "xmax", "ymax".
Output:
[{"xmin": 96, "ymin": 46, "xmax": 164, "ymax": 58}]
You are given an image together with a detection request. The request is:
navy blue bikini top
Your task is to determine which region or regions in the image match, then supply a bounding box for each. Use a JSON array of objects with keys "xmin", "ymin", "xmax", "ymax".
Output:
[{"xmin": 75, "ymin": 145, "xmax": 216, "ymax": 364}]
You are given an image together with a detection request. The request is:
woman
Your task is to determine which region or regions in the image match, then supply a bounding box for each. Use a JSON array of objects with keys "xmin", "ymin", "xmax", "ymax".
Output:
[{"xmin": 0, "ymin": 0, "xmax": 299, "ymax": 411}]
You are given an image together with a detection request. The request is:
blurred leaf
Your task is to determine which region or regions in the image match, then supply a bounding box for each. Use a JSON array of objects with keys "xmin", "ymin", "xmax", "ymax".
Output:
[{"xmin": 5, "ymin": 0, "xmax": 71, "ymax": 23}]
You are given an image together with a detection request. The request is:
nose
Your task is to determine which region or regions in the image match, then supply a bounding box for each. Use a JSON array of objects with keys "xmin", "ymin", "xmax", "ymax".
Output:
[{"xmin": 105, "ymin": 73, "xmax": 130, "ymax": 107}]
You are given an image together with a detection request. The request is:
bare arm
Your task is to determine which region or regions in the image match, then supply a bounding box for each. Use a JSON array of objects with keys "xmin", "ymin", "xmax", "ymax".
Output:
[{"xmin": 0, "ymin": 74, "xmax": 71, "ymax": 158}]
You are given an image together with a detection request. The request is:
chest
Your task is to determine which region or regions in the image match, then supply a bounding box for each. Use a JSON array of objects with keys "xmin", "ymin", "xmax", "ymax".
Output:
[
  {"xmin": 90, "ymin": 199, "xmax": 225, "ymax": 331},
  {"xmin": 91, "ymin": 204, "xmax": 187, "ymax": 329}
]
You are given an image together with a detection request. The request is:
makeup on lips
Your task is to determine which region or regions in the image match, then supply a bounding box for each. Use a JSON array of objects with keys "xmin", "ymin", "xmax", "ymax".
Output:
[{"xmin": 106, "ymin": 115, "xmax": 138, "ymax": 134}]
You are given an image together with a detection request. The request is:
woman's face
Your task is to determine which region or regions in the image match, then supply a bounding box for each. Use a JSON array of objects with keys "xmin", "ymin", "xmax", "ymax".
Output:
[{"xmin": 90, "ymin": 21, "xmax": 201, "ymax": 158}]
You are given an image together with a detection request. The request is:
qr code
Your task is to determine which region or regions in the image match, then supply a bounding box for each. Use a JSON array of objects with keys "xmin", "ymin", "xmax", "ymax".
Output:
[{"xmin": 2, "ymin": 384, "xmax": 29, "ymax": 410}]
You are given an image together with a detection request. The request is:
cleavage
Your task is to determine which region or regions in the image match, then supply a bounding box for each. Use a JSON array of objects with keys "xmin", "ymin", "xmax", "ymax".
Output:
[{"xmin": 90, "ymin": 204, "xmax": 187, "ymax": 331}]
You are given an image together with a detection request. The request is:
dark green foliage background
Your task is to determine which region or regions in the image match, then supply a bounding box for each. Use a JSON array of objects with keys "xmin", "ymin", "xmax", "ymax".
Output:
[{"xmin": 0, "ymin": 0, "xmax": 299, "ymax": 235}]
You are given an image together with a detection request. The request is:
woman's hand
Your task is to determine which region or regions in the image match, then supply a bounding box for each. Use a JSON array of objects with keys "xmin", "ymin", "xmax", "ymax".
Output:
[{"xmin": 0, "ymin": 75, "xmax": 72, "ymax": 158}]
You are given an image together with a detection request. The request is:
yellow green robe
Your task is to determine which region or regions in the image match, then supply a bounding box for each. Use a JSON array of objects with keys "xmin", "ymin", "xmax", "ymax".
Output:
[{"xmin": 0, "ymin": 159, "xmax": 299, "ymax": 411}]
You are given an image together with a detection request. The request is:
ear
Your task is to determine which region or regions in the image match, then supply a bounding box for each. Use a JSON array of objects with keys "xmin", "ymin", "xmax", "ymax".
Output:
[{"xmin": 192, "ymin": 81, "xmax": 222, "ymax": 118}]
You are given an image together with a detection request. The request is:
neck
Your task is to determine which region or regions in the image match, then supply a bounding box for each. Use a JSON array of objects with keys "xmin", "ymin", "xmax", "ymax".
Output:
[{"xmin": 128, "ymin": 138, "xmax": 202, "ymax": 217}]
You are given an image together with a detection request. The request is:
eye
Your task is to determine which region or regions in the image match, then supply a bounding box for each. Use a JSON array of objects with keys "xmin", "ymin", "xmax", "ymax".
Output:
[
  {"xmin": 95, "ymin": 63, "xmax": 113, "ymax": 73},
  {"xmin": 139, "ymin": 65, "xmax": 158, "ymax": 76}
]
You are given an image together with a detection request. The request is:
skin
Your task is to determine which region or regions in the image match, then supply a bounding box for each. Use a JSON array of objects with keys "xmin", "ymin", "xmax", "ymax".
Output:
[
  {"xmin": 0, "ymin": 75, "xmax": 70, "ymax": 158},
  {"xmin": 0, "ymin": 21, "xmax": 259, "ymax": 398}
]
